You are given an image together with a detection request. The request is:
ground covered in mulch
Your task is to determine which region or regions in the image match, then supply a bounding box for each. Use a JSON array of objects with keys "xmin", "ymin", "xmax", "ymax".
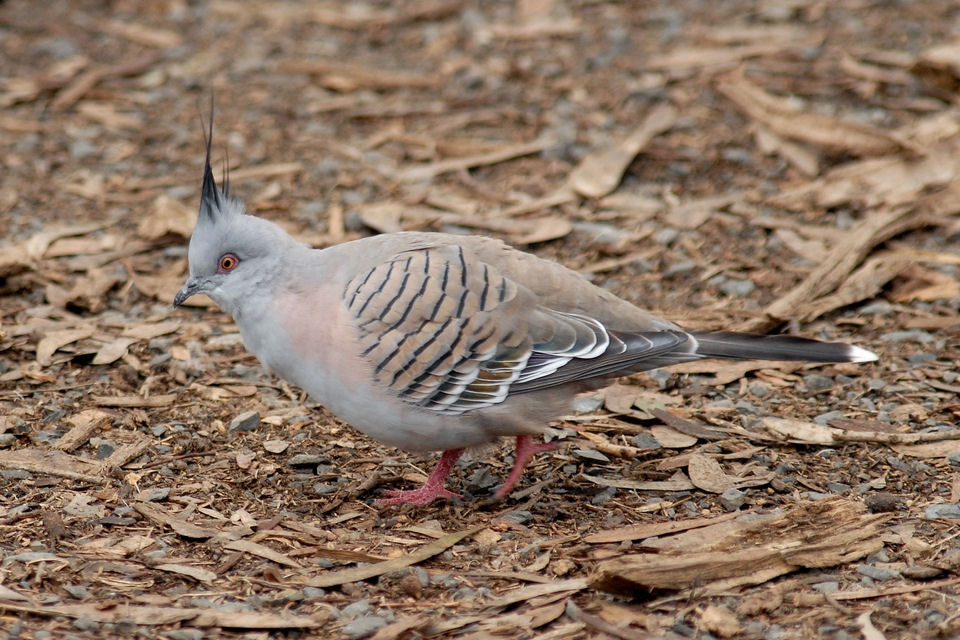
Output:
[{"xmin": 2, "ymin": 1, "xmax": 960, "ymax": 638}]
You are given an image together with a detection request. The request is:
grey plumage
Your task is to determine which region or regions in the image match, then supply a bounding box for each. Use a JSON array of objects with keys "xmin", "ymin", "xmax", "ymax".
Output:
[{"xmin": 176, "ymin": 114, "xmax": 878, "ymax": 505}]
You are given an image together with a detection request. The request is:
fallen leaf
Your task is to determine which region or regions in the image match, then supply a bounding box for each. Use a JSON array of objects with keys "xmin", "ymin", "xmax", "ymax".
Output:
[
  {"xmin": 687, "ymin": 454, "xmax": 735, "ymax": 494},
  {"xmin": 36, "ymin": 327, "xmax": 95, "ymax": 365}
]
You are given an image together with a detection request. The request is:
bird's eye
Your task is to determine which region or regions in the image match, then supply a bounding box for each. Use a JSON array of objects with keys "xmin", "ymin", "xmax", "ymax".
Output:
[{"xmin": 218, "ymin": 253, "xmax": 239, "ymax": 273}]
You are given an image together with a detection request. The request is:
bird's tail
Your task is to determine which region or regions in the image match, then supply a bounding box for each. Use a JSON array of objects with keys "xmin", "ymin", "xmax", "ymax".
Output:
[{"xmin": 690, "ymin": 331, "xmax": 877, "ymax": 363}]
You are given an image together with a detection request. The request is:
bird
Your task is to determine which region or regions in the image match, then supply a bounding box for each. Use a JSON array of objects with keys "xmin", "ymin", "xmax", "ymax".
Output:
[{"xmin": 175, "ymin": 117, "xmax": 878, "ymax": 506}]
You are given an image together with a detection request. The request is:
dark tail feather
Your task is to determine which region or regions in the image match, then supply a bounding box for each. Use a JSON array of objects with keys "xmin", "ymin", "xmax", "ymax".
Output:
[{"xmin": 690, "ymin": 331, "xmax": 877, "ymax": 363}]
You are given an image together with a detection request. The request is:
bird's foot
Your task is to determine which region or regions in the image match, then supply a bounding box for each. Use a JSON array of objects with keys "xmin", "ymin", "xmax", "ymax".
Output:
[
  {"xmin": 376, "ymin": 448, "xmax": 464, "ymax": 506},
  {"xmin": 376, "ymin": 485, "xmax": 462, "ymax": 506},
  {"xmin": 495, "ymin": 436, "xmax": 559, "ymax": 499}
]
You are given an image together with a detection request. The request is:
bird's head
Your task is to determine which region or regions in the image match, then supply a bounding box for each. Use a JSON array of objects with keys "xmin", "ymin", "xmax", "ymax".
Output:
[{"xmin": 174, "ymin": 109, "xmax": 299, "ymax": 314}]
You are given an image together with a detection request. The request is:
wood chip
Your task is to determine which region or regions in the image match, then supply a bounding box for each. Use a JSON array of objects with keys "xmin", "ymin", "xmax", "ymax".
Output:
[
  {"xmin": 133, "ymin": 503, "xmax": 219, "ymax": 540},
  {"xmin": 0, "ymin": 448, "xmax": 104, "ymax": 484},
  {"xmin": 585, "ymin": 512, "xmax": 741, "ymax": 545},
  {"xmin": 224, "ymin": 539, "xmax": 302, "ymax": 568},
  {"xmin": 306, "ymin": 527, "xmax": 480, "ymax": 588},
  {"xmin": 0, "ymin": 602, "xmax": 322, "ymax": 629},
  {"xmin": 591, "ymin": 499, "xmax": 887, "ymax": 595},
  {"xmin": 687, "ymin": 454, "xmax": 735, "ymax": 494},
  {"xmin": 54, "ymin": 409, "xmax": 112, "ymax": 452},
  {"xmin": 567, "ymin": 103, "xmax": 677, "ymax": 199},
  {"xmin": 396, "ymin": 137, "xmax": 554, "ymax": 182},
  {"xmin": 154, "ymin": 563, "xmax": 218, "ymax": 583},
  {"xmin": 92, "ymin": 394, "xmax": 178, "ymax": 408}
]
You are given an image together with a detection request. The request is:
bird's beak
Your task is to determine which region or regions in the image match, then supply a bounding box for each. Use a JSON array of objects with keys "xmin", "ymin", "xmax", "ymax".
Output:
[{"xmin": 174, "ymin": 277, "xmax": 203, "ymax": 307}]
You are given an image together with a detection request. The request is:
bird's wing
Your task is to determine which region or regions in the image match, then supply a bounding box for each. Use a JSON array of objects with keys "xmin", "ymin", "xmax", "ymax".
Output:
[{"xmin": 343, "ymin": 244, "xmax": 699, "ymax": 414}]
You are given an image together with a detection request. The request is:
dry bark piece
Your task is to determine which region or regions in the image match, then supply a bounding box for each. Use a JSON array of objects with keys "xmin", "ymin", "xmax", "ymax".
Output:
[
  {"xmin": 307, "ymin": 527, "xmax": 480, "ymax": 588},
  {"xmin": 700, "ymin": 605, "xmax": 742, "ymax": 638},
  {"xmin": 139, "ymin": 195, "xmax": 197, "ymax": 241},
  {"xmin": 567, "ymin": 103, "xmax": 678, "ymax": 199},
  {"xmin": 277, "ymin": 59, "xmax": 438, "ymax": 91},
  {"xmin": 0, "ymin": 602, "xmax": 322, "ymax": 629},
  {"xmin": 0, "ymin": 448, "xmax": 105, "ymax": 484},
  {"xmin": 54, "ymin": 409, "xmax": 112, "ymax": 452},
  {"xmin": 717, "ymin": 76, "xmax": 911, "ymax": 156},
  {"xmin": 687, "ymin": 454, "xmax": 735, "ymax": 494},
  {"xmin": 585, "ymin": 511, "xmax": 741, "ymax": 545},
  {"xmin": 763, "ymin": 416, "xmax": 960, "ymax": 446},
  {"xmin": 590, "ymin": 499, "xmax": 887, "ymax": 595},
  {"xmin": 740, "ymin": 204, "xmax": 929, "ymax": 332},
  {"xmin": 133, "ymin": 503, "xmax": 220, "ymax": 540},
  {"xmin": 396, "ymin": 137, "xmax": 554, "ymax": 182},
  {"xmin": 224, "ymin": 539, "xmax": 302, "ymax": 568}
]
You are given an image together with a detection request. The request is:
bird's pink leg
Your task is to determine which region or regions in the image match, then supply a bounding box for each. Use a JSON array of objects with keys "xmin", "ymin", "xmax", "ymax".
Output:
[
  {"xmin": 377, "ymin": 448, "xmax": 465, "ymax": 506},
  {"xmin": 495, "ymin": 435, "xmax": 558, "ymax": 499}
]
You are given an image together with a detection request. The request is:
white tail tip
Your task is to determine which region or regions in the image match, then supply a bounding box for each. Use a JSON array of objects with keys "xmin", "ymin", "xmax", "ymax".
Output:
[{"xmin": 847, "ymin": 345, "xmax": 878, "ymax": 363}]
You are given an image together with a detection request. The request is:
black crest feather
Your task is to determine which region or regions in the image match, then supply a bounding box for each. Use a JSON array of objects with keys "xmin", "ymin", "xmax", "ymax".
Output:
[{"xmin": 198, "ymin": 93, "xmax": 222, "ymax": 220}]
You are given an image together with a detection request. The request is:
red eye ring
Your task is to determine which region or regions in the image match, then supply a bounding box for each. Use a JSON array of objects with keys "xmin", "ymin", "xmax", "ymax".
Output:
[{"xmin": 218, "ymin": 253, "xmax": 239, "ymax": 273}]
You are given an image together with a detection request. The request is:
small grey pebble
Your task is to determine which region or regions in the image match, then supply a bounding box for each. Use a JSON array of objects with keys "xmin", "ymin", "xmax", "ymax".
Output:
[
  {"xmin": 925, "ymin": 503, "xmax": 960, "ymax": 519},
  {"xmin": 466, "ymin": 466, "xmax": 498, "ymax": 490},
  {"xmin": 411, "ymin": 566, "xmax": 429, "ymax": 587},
  {"xmin": 812, "ymin": 581, "xmax": 840, "ymax": 594},
  {"xmin": 857, "ymin": 564, "xmax": 900, "ymax": 581},
  {"xmin": 719, "ymin": 488, "xmax": 746, "ymax": 511},
  {"xmin": 886, "ymin": 456, "xmax": 911, "ymax": 473},
  {"xmin": 814, "ymin": 410, "xmax": 843, "ymax": 426},
  {"xmin": 63, "ymin": 584, "xmax": 90, "ymax": 600},
  {"xmin": 151, "ymin": 425, "xmax": 167, "ymax": 437},
  {"xmin": 826, "ymin": 482, "xmax": 850, "ymax": 494},
  {"xmin": 881, "ymin": 329, "xmax": 934, "ymax": 344},
  {"xmin": 709, "ymin": 399, "xmax": 735, "ymax": 410},
  {"xmin": 867, "ymin": 378, "xmax": 887, "ymax": 391},
  {"xmin": 647, "ymin": 368, "xmax": 672, "ymax": 388},
  {"xmin": 653, "ymin": 228, "xmax": 679, "ymax": 245},
  {"xmin": 748, "ymin": 382, "xmax": 770, "ymax": 398},
  {"xmin": 574, "ymin": 448, "xmax": 610, "ymax": 464},
  {"xmin": 287, "ymin": 454, "xmax": 329, "ymax": 467},
  {"xmin": 453, "ymin": 587, "xmax": 476, "ymax": 599},
  {"xmin": 0, "ymin": 469, "xmax": 32, "ymax": 480},
  {"xmin": 302, "ymin": 587, "xmax": 325, "ymax": 599},
  {"xmin": 947, "ymin": 452, "xmax": 960, "ymax": 468},
  {"xmin": 719, "ymin": 278, "xmax": 755, "ymax": 297},
  {"xmin": 502, "ymin": 510, "xmax": 532, "ymax": 525},
  {"xmin": 663, "ymin": 260, "xmax": 695, "ymax": 277},
  {"xmin": 804, "ymin": 374, "xmax": 834, "ymax": 393},
  {"xmin": 341, "ymin": 599, "xmax": 371, "ymax": 620},
  {"xmin": 805, "ymin": 491, "xmax": 831, "ymax": 501},
  {"xmin": 141, "ymin": 488, "xmax": 170, "ymax": 502},
  {"xmin": 572, "ymin": 394, "xmax": 604, "ymax": 414},
  {"xmin": 34, "ymin": 632, "xmax": 52, "ymax": 640},
  {"xmin": 342, "ymin": 616, "xmax": 388, "ymax": 639},
  {"xmin": 591, "ymin": 486, "xmax": 616, "ymax": 506},
  {"xmin": 313, "ymin": 482, "xmax": 337, "ymax": 495},
  {"xmin": 165, "ymin": 630, "xmax": 205, "ymax": 640},
  {"xmin": 72, "ymin": 617, "xmax": 98, "ymax": 632},
  {"xmin": 901, "ymin": 565, "xmax": 943, "ymax": 580},
  {"xmin": 0, "ymin": 433, "xmax": 16, "ymax": 447},
  {"xmin": 632, "ymin": 433, "xmax": 662, "ymax": 449},
  {"xmin": 229, "ymin": 410, "xmax": 260, "ymax": 432},
  {"xmin": 944, "ymin": 371, "xmax": 958, "ymax": 384},
  {"xmin": 907, "ymin": 352, "xmax": 936, "ymax": 364},
  {"xmin": 745, "ymin": 621, "xmax": 765, "ymax": 635},
  {"xmin": 924, "ymin": 609, "xmax": 947, "ymax": 625},
  {"xmin": 734, "ymin": 399, "xmax": 758, "ymax": 415}
]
